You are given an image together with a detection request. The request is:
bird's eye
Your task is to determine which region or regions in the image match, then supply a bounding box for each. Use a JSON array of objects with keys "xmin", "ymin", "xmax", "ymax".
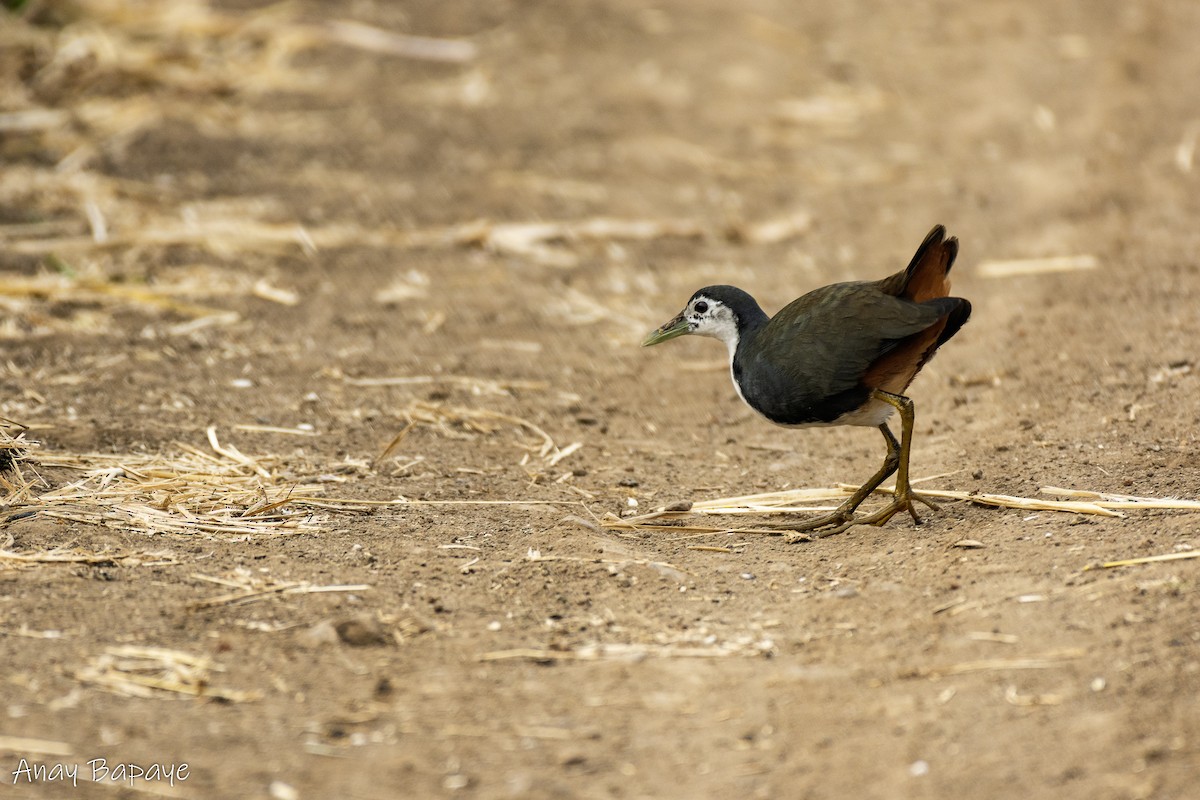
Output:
[{"xmin": 694, "ymin": 301, "xmax": 709, "ymax": 314}]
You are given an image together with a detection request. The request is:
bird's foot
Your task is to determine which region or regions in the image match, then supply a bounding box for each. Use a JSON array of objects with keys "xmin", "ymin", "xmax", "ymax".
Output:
[
  {"xmin": 855, "ymin": 485, "xmax": 937, "ymax": 527},
  {"xmin": 773, "ymin": 507, "xmax": 866, "ymax": 542},
  {"xmin": 780, "ymin": 489, "xmax": 939, "ymax": 542},
  {"xmin": 770, "ymin": 507, "xmax": 853, "ymax": 539}
]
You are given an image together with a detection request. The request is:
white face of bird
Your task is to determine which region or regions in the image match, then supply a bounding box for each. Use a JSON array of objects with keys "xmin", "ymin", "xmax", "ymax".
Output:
[
  {"xmin": 683, "ymin": 296, "xmax": 740, "ymax": 352},
  {"xmin": 642, "ymin": 294, "xmax": 740, "ymax": 358}
]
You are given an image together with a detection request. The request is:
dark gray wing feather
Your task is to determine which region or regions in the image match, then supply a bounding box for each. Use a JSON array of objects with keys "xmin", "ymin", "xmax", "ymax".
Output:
[{"xmin": 734, "ymin": 282, "xmax": 952, "ymax": 423}]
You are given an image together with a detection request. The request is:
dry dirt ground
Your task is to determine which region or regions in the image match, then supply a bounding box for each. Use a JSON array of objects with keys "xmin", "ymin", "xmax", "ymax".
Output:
[{"xmin": 2, "ymin": 1, "xmax": 1200, "ymax": 798}]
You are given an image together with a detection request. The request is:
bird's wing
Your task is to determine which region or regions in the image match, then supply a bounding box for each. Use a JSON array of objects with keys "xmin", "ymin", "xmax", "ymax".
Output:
[{"xmin": 755, "ymin": 282, "xmax": 948, "ymax": 397}]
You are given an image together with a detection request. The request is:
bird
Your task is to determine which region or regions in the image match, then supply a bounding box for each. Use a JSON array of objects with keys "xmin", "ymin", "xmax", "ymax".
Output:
[{"xmin": 642, "ymin": 224, "xmax": 971, "ymax": 538}]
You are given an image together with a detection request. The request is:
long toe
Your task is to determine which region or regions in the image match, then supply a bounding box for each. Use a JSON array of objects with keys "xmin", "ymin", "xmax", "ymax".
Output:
[
  {"xmin": 868, "ymin": 504, "xmax": 903, "ymax": 527},
  {"xmin": 769, "ymin": 509, "xmax": 852, "ymax": 534},
  {"xmin": 813, "ymin": 519, "xmax": 857, "ymax": 539},
  {"xmin": 913, "ymin": 492, "xmax": 941, "ymax": 512},
  {"xmin": 785, "ymin": 517, "xmax": 856, "ymax": 542},
  {"xmin": 850, "ymin": 498, "xmax": 909, "ymax": 528}
]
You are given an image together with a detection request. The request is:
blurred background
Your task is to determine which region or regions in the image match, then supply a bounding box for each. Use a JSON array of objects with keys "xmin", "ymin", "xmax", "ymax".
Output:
[{"xmin": 2, "ymin": 1, "xmax": 1198, "ymax": 798}]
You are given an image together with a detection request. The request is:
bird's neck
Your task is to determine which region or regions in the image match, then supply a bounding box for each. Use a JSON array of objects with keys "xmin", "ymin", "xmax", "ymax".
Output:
[{"xmin": 724, "ymin": 307, "xmax": 769, "ymax": 365}]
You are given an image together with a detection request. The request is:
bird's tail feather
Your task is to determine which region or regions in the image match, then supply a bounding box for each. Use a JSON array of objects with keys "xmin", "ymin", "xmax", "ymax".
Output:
[{"xmin": 880, "ymin": 224, "xmax": 959, "ymax": 302}]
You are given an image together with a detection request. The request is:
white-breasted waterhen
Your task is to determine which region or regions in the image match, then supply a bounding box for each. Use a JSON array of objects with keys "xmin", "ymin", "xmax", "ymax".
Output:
[{"xmin": 642, "ymin": 225, "xmax": 971, "ymax": 538}]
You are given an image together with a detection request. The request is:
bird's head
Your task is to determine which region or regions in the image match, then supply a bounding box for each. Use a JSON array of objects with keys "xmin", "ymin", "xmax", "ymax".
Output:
[{"xmin": 642, "ymin": 286, "xmax": 751, "ymax": 352}]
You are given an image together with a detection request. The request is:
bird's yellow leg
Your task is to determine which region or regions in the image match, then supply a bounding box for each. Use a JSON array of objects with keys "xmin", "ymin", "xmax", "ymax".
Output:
[
  {"xmin": 778, "ymin": 424, "xmax": 899, "ymax": 539},
  {"xmin": 781, "ymin": 391, "xmax": 942, "ymax": 541},
  {"xmin": 851, "ymin": 389, "xmax": 940, "ymax": 527},
  {"xmin": 842, "ymin": 424, "xmax": 902, "ymax": 514}
]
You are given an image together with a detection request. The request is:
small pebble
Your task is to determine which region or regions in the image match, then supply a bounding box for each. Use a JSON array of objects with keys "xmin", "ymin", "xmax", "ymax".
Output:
[
  {"xmin": 269, "ymin": 781, "xmax": 299, "ymax": 800},
  {"xmin": 334, "ymin": 615, "xmax": 392, "ymax": 647},
  {"xmin": 909, "ymin": 760, "xmax": 929, "ymax": 777},
  {"xmin": 443, "ymin": 774, "xmax": 469, "ymax": 790}
]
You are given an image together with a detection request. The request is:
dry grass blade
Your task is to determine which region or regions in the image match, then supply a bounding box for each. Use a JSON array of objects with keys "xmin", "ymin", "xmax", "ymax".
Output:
[
  {"xmin": 0, "ymin": 735, "xmax": 74, "ymax": 757},
  {"xmin": 321, "ymin": 20, "xmax": 477, "ymax": 62},
  {"xmin": 601, "ymin": 517, "xmax": 786, "ymax": 536},
  {"xmin": 478, "ymin": 648, "xmax": 580, "ymax": 662},
  {"xmin": 388, "ymin": 400, "xmax": 563, "ymax": 462},
  {"xmin": 251, "ymin": 279, "xmax": 299, "ymax": 306},
  {"xmin": 892, "ymin": 487, "xmax": 1123, "ymax": 517},
  {"xmin": 233, "ymin": 424, "xmax": 317, "ymax": 437},
  {"xmin": 908, "ymin": 649, "xmax": 1086, "ymax": 678},
  {"xmin": 1084, "ymin": 550, "xmax": 1200, "ymax": 570},
  {"xmin": 1004, "ymin": 685, "xmax": 1064, "ymax": 707},
  {"xmin": 0, "ymin": 109, "xmax": 72, "ymax": 132},
  {"xmin": 207, "ymin": 425, "xmax": 270, "ymax": 479},
  {"xmin": 1041, "ymin": 486, "xmax": 1200, "ymax": 510},
  {"xmin": 188, "ymin": 572, "xmax": 371, "ymax": 610},
  {"xmin": 0, "ymin": 272, "xmax": 235, "ymax": 318},
  {"xmin": 941, "ymin": 652, "xmax": 1086, "ymax": 675},
  {"xmin": 524, "ymin": 548, "xmax": 691, "ymax": 577},
  {"xmin": 375, "ymin": 421, "xmax": 416, "ymax": 467},
  {"xmin": 303, "ymin": 497, "xmax": 578, "ymax": 509},
  {"xmin": 727, "ymin": 209, "xmax": 812, "ymax": 244},
  {"xmin": 8, "ymin": 219, "xmax": 322, "ymax": 257},
  {"xmin": 545, "ymin": 441, "xmax": 582, "ymax": 468},
  {"xmin": 343, "ymin": 374, "xmax": 547, "ymax": 394},
  {"xmin": 0, "ymin": 548, "xmax": 179, "ymax": 571},
  {"xmin": 600, "ymin": 486, "xmax": 873, "ymax": 529},
  {"xmin": 75, "ymin": 645, "xmax": 260, "ymax": 702},
  {"xmin": 467, "ymin": 217, "xmax": 704, "ymax": 267},
  {"xmin": 480, "ymin": 637, "xmax": 774, "ymax": 662},
  {"xmin": 977, "ymin": 255, "xmax": 1099, "ymax": 277},
  {"xmin": 692, "ymin": 487, "xmax": 847, "ymax": 515},
  {"xmin": 774, "ymin": 85, "xmax": 885, "ymax": 127}
]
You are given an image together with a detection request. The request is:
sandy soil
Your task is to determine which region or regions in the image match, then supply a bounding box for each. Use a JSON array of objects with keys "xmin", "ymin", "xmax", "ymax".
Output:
[{"xmin": 2, "ymin": 1, "xmax": 1199, "ymax": 798}]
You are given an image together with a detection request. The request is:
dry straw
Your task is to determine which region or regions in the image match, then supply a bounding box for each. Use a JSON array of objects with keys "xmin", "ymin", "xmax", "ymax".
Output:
[
  {"xmin": 479, "ymin": 636, "xmax": 775, "ymax": 663},
  {"xmin": 603, "ymin": 480, "xmax": 1200, "ymax": 534},
  {"xmin": 0, "ymin": 0, "xmax": 818, "ymax": 340},
  {"xmin": 4, "ymin": 405, "xmax": 581, "ymax": 543},
  {"xmin": 0, "ymin": 548, "xmax": 178, "ymax": 572},
  {"xmin": 369, "ymin": 399, "xmax": 583, "ymax": 474},
  {"xmin": 188, "ymin": 571, "xmax": 370, "ymax": 611},
  {"xmin": 75, "ymin": 645, "xmax": 259, "ymax": 702},
  {"xmin": 0, "ymin": 419, "xmax": 37, "ymax": 504},
  {"xmin": 18, "ymin": 427, "xmax": 327, "ymax": 539}
]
